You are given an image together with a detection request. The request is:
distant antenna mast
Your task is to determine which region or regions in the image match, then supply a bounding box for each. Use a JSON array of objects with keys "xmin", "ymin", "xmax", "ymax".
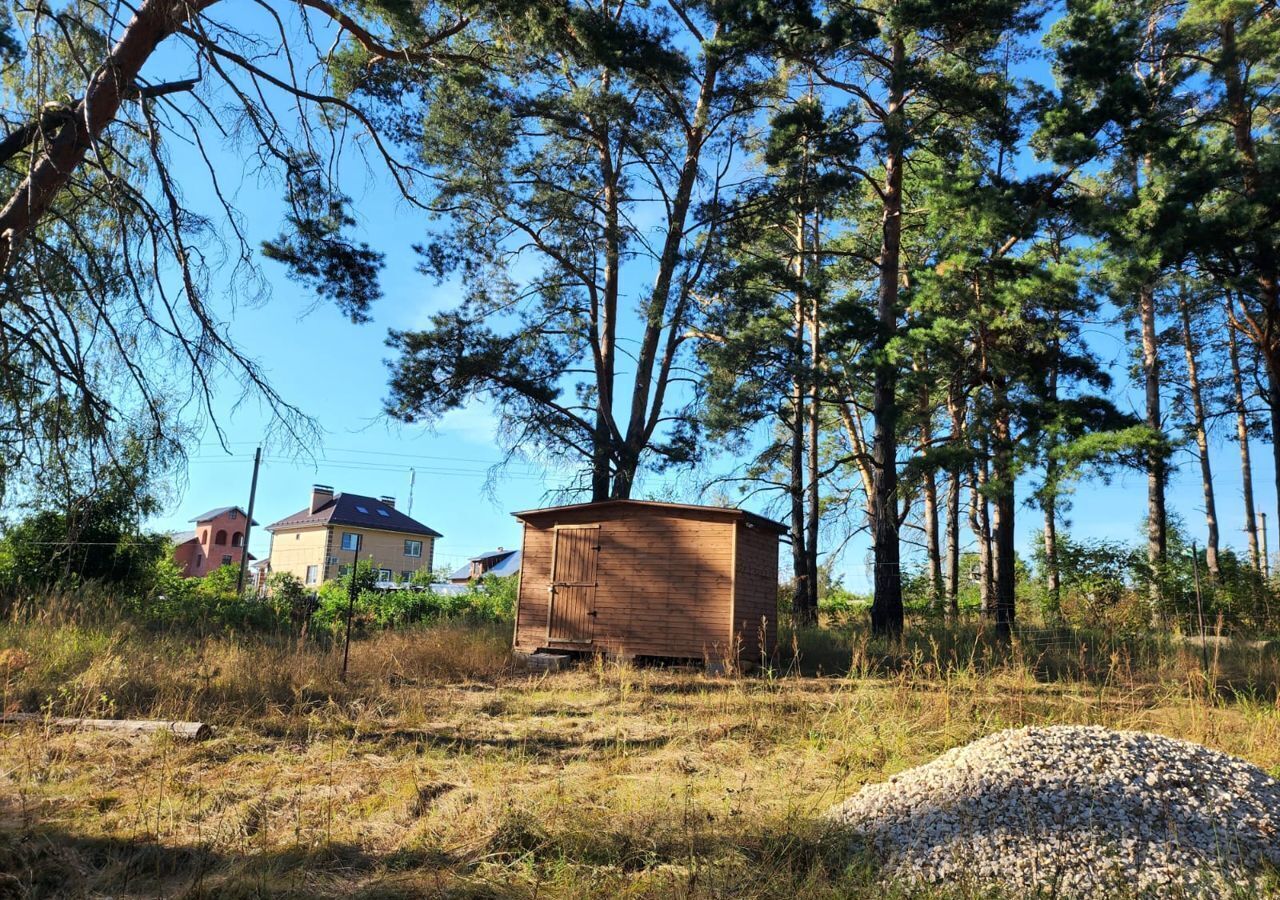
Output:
[{"xmin": 408, "ymin": 467, "xmax": 416, "ymax": 517}]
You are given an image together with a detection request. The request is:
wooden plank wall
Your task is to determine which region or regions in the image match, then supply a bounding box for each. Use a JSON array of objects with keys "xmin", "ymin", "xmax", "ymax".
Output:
[
  {"xmin": 514, "ymin": 523, "xmax": 553, "ymax": 646},
  {"xmin": 514, "ymin": 506, "xmax": 738, "ymax": 659},
  {"xmin": 732, "ymin": 523, "xmax": 780, "ymax": 665}
]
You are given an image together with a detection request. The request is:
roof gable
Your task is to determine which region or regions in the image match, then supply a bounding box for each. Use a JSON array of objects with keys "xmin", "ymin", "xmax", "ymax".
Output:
[{"xmin": 189, "ymin": 506, "xmax": 259, "ymax": 526}]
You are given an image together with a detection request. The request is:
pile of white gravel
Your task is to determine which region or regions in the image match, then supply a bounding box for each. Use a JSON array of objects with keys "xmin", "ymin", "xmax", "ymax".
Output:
[{"xmin": 827, "ymin": 725, "xmax": 1280, "ymax": 898}]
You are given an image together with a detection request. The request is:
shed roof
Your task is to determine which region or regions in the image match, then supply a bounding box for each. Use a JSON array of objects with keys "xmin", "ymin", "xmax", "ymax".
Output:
[
  {"xmin": 511, "ymin": 499, "xmax": 788, "ymax": 534},
  {"xmin": 266, "ymin": 492, "xmax": 443, "ymax": 538},
  {"xmin": 169, "ymin": 530, "xmax": 198, "ymax": 545},
  {"xmin": 189, "ymin": 506, "xmax": 259, "ymax": 525}
]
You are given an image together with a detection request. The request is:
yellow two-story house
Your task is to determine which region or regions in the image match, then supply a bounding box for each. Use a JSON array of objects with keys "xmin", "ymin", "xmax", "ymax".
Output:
[{"xmin": 265, "ymin": 485, "xmax": 442, "ymax": 587}]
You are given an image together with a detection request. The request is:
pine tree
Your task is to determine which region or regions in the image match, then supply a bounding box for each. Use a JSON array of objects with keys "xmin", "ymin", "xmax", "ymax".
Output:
[
  {"xmin": 697, "ymin": 88, "xmax": 860, "ymax": 624},
  {"xmin": 383, "ymin": 1, "xmax": 781, "ymax": 499},
  {"xmin": 1175, "ymin": 1, "xmax": 1280, "ymax": 536},
  {"xmin": 807, "ymin": 0, "xmax": 1040, "ymax": 635},
  {"xmin": 1041, "ymin": 0, "xmax": 1194, "ymax": 612}
]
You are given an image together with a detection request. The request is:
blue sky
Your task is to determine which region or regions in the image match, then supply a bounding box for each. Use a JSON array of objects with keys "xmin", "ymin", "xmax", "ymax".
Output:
[
  {"xmin": 139, "ymin": 8, "xmax": 1277, "ymax": 592},
  {"xmin": 146, "ymin": 155, "xmax": 1279, "ymax": 591}
]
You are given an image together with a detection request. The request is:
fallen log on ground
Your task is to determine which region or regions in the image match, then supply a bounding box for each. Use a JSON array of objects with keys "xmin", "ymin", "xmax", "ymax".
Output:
[{"xmin": 0, "ymin": 713, "xmax": 211, "ymax": 740}]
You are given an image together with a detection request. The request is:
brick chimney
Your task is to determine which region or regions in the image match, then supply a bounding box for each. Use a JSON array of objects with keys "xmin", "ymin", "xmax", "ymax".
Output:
[
  {"xmin": 379, "ymin": 495, "xmax": 396, "ymax": 510},
  {"xmin": 311, "ymin": 484, "xmax": 334, "ymax": 514}
]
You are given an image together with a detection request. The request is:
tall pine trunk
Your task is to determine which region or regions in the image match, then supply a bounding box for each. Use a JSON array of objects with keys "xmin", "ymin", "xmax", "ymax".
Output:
[
  {"xmin": 1180, "ymin": 296, "xmax": 1220, "ymax": 580},
  {"xmin": 945, "ymin": 392, "xmax": 964, "ymax": 616},
  {"xmin": 790, "ymin": 289, "xmax": 812, "ymax": 623},
  {"xmin": 1268, "ymin": 366, "xmax": 1280, "ymax": 567},
  {"xmin": 1042, "ymin": 335, "xmax": 1061, "ymax": 613},
  {"xmin": 868, "ymin": 35, "xmax": 906, "ymax": 636},
  {"xmin": 969, "ymin": 456, "xmax": 994, "ymax": 618},
  {"xmin": 591, "ymin": 106, "xmax": 621, "ymax": 502},
  {"xmin": 613, "ymin": 46, "xmax": 721, "ymax": 501},
  {"xmin": 805, "ymin": 220, "xmax": 821, "ymax": 621},
  {"xmin": 1228, "ymin": 323, "xmax": 1261, "ymax": 572},
  {"xmin": 1043, "ymin": 486, "xmax": 1059, "ymax": 613},
  {"xmin": 923, "ymin": 469, "xmax": 942, "ymax": 609},
  {"xmin": 990, "ymin": 382, "xmax": 1016, "ymax": 635},
  {"xmin": 1221, "ymin": 15, "xmax": 1280, "ymax": 554},
  {"xmin": 920, "ymin": 382, "xmax": 942, "ymax": 609},
  {"xmin": 1139, "ymin": 278, "xmax": 1167, "ymax": 607}
]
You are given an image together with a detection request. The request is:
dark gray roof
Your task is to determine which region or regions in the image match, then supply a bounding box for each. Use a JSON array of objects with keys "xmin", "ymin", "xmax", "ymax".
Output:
[
  {"xmin": 266, "ymin": 492, "xmax": 443, "ymax": 538},
  {"xmin": 472, "ymin": 548, "xmax": 515, "ymax": 563},
  {"xmin": 169, "ymin": 530, "xmax": 197, "ymax": 545},
  {"xmin": 449, "ymin": 549, "xmax": 521, "ymax": 581},
  {"xmin": 189, "ymin": 506, "xmax": 259, "ymax": 525}
]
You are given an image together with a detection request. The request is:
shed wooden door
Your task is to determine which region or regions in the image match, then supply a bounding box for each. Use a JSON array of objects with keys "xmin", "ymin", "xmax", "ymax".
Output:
[{"xmin": 547, "ymin": 525, "xmax": 600, "ymax": 643}]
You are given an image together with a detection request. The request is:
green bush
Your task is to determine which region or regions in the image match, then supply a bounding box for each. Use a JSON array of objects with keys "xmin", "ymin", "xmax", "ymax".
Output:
[
  {"xmin": 310, "ymin": 561, "xmax": 517, "ymax": 635},
  {"xmin": 127, "ymin": 563, "xmax": 287, "ymax": 632},
  {"xmin": 465, "ymin": 573, "xmax": 518, "ymax": 621}
]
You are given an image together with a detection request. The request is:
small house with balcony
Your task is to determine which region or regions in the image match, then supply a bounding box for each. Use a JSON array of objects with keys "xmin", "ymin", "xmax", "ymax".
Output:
[{"xmin": 171, "ymin": 505, "xmax": 258, "ymax": 577}]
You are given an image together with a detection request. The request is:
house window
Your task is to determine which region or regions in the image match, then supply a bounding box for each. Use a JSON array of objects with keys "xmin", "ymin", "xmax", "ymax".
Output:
[
  {"xmin": 339, "ymin": 565, "xmax": 351, "ymax": 577},
  {"xmin": 355, "ymin": 505, "xmax": 369, "ymax": 514},
  {"xmin": 404, "ymin": 540, "xmax": 422, "ymax": 558},
  {"xmin": 215, "ymin": 529, "xmax": 227, "ymax": 545},
  {"xmin": 377, "ymin": 509, "xmax": 390, "ymax": 517},
  {"xmin": 305, "ymin": 565, "xmax": 319, "ymax": 585},
  {"xmin": 229, "ymin": 509, "xmax": 238, "ymax": 520},
  {"xmin": 231, "ymin": 532, "xmax": 243, "ymax": 547},
  {"xmin": 400, "ymin": 571, "xmax": 412, "ymax": 581},
  {"xmin": 195, "ymin": 555, "xmax": 202, "ymax": 569},
  {"xmin": 341, "ymin": 532, "xmax": 361, "ymax": 551},
  {"xmin": 202, "ymin": 530, "xmax": 209, "ymax": 544},
  {"xmin": 221, "ymin": 555, "xmax": 232, "ymax": 566},
  {"xmin": 379, "ymin": 568, "xmax": 392, "ymax": 581}
]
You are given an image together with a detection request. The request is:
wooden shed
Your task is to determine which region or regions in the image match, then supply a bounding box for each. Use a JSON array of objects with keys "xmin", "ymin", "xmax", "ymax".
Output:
[{"xmin": 511, "ymin": 500, "xmax": 786, "ymax": 664}]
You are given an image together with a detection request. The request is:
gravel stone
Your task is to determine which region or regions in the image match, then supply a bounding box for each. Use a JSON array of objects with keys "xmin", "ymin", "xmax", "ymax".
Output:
[{"xmin": 826, "ymin": 725, "xmax": 1280, "ymax": 897}]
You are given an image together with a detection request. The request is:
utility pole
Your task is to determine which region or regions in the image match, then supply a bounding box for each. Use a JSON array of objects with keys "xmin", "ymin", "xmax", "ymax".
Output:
[
  {"xmin": 341, "ymin": 535, "xmax": 361, "ymax": 681},
  {"xmin": 408, "ymin": 467, "xmax": 416, "ymax": 517},
  {"xmin": 235, "ymin": 447, "xmax": 262, "ymax": 596},
  {"xmin": 1261, "ymin": 513, "xmax": 1271, "ymax": 580}
]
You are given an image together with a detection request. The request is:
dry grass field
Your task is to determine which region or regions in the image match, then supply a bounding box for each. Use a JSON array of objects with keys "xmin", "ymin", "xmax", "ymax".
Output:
[{"xmin": 0, "ymin": 618, "xmax": 1277, "ymax": 898}]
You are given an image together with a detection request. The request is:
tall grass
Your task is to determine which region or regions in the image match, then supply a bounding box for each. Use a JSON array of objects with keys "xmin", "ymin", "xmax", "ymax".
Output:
[
  {"xmin": 0, "ymin": 602, "xmax": 1277, "ymax": 898},
  {"xmin": 0, "ymin": 609, "xmax": 513, "ymax": 726},
  {"xmin": 777, "ymin": 617, "xmax": 1280, "ymax": 704}
]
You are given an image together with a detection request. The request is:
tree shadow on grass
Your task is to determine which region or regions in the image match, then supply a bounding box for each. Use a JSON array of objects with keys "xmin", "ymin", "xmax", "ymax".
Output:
[
  {"xmin": 0, "ymin": 824, "xmax": 468, "ymax": 899},
  {"xmin": 0, "ymin": 807, "xmax": 880, "ymax": 900},
  {"xmin": 352, "ymin": 726, "xmax": 676, "ymax": 758}
]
